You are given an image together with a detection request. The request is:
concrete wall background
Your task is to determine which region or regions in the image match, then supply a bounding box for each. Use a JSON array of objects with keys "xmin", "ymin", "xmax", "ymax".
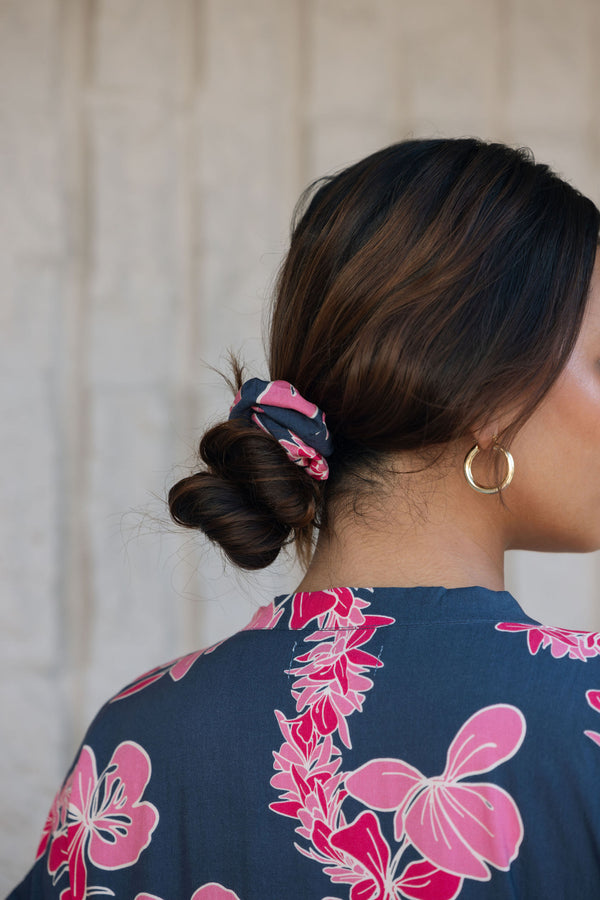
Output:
[{"xmin": 1, "ymin": 0, "xmax": 599, "ymax": 889}]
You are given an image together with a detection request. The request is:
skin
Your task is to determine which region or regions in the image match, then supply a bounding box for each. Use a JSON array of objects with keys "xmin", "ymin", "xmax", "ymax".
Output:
[{"xmin": 297, "ymin": 256, "xmax": 600, "ymax": 594}]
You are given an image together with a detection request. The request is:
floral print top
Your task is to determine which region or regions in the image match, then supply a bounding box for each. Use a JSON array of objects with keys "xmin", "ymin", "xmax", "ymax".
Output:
[{"xmin": 9, "ymin": 585, "xmax": 600, "ymax": 900}]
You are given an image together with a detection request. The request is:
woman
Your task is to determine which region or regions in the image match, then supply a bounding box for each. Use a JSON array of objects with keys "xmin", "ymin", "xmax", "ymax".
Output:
[{"xmin": 10, "ymin": 138, "xmax": 600, "ymax": 899}]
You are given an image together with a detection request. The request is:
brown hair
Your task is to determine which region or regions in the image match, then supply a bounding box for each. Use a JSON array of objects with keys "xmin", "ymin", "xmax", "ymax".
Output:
[{"xmin": 169, "ymin": 138, "xmax": 600, "ymax": 569}]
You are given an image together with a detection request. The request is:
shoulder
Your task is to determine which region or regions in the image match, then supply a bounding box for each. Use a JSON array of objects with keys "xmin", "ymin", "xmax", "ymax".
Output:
[
  {"xmin": 494, "ymin": 619, "xmax": 600, "ymax": 662},
  {"xmin": 491, "ymin": 619, "xmax": 600, "ymax": 708},
  {"xmin": 104, "ymin": 595, "xmax": 289, "ymax": 706},
  {"xmin": 81, "ymin": 598, "xmax": 294, "ymax": 753},
  {"xmin": 489, "ymin": 618, "xmax": 600, "ymax": 756}
]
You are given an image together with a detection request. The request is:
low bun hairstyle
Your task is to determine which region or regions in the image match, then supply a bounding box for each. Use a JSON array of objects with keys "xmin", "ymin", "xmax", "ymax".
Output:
[
  {"xmin": 169, "ymin": 138, "xmax": 600, "ymax": 570},
  {"xmin": 169, "ymin": 378, "xmax": 321, "ymax": 570}
]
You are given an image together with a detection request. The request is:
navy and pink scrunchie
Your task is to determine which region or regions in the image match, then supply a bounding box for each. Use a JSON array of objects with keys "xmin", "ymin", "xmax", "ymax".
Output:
[{"xmin": 229, "ymin": 379, "xmax": 333, "ymax": 481}]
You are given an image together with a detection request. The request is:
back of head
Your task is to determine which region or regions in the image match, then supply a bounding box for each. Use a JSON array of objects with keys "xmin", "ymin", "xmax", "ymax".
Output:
[{"xmin": 169, "ymin": 138, "xmax": 600, "ymax": 569}]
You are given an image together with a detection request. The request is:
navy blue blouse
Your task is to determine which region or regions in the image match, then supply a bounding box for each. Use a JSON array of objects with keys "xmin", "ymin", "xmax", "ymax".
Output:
[{"xmin": 9, "ymin": 586, "xmax": 600, "ymax": 899}]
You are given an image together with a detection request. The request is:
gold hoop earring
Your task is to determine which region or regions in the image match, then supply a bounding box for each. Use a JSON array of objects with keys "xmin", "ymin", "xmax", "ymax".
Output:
[{"xmin": 463, "ymin": 443, "xmax": 514, "ymax": 494}]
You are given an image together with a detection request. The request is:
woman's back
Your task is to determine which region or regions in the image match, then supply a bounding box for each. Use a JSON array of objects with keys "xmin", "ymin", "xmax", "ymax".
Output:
[{"xmin": 12, "ymin": 585, "xmax": 600, "ymax": 899}]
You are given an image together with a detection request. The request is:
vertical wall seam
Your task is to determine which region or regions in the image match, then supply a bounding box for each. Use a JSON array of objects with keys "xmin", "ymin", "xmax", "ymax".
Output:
[
  {"xmin": 175, "ymin": 0, "xmax": 204, "ymax": 645},
  {"xmin": 388, "ymin": 0, "xmax": 412, "ymax": 141},
  {"xmin": 56, "ymin": 0, "xmax": 95, "ymax": 756},
  {"xmin": 295, "ymin": 0, "xmax": 311, "ymax": 190},
  {"xmin": 587, "ymin": 0, "xmax": 600, "ymax": 197},
  {"xmin": 493, "ymin": 0, "xmax": 511, "ymax": 143}
]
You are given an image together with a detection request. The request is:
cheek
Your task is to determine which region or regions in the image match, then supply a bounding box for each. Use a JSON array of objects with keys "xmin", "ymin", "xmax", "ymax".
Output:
[
  {"xmin": 527, "ymin": 354, "xmax": 600, "ymax": 449},
  {"xmin": 508, "ymin": 364, "xmax": 600, "ymax": 549},
  {"xmin": 548, "ymin": 363, "xmax": 600, "ymax": 451}
]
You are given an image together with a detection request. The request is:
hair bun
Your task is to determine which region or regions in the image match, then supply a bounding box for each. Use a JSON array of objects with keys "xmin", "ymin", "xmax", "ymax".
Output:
[{"xmin": 168, "ymin": 418, "xmax": 322, "ymax": 570}]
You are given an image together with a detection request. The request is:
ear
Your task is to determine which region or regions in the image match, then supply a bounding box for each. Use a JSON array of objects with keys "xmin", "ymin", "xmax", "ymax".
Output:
[
  {"xmin": 471, "ymin": 420, "xmax": 502, "ymax": 451},
  {"xmin": 470, "ymin": 397, "xmax": 523, "ymax": 451}
]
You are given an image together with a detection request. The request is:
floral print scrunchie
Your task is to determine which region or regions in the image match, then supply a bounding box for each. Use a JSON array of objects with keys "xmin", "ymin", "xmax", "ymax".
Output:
[{"xmin": 229, "ymin": 379, "xmax": 333, "ymax": 480}]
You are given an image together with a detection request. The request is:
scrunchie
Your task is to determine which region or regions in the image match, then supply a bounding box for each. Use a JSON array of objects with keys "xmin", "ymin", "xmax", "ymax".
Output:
[{"xmin": 228, "ymin": 379, "xmax": 333, "ymax": 481}]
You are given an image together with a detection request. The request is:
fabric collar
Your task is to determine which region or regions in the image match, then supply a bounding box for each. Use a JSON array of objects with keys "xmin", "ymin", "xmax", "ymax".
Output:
[{"xmin": 271, "ymin": 585, "xmax": 537, "ymax": 630}]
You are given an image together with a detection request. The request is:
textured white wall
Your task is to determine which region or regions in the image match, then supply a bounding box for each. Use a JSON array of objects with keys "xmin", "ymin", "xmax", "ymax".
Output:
[{"xmin": 1, "ymin": 0, "xmax": 599, "ymax": 889}]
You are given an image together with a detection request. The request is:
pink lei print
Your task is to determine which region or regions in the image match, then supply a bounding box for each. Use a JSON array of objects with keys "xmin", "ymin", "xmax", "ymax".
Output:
[
  {"xmin": 496, "ymin": 621, "xmax": 600, "ymax": 661},
  {"xmin": 271, "ymin": 588, "xmax": 526, "ymax": 899},
  {"xmin": 38, "ymin": 741, "xmax": 158, "ymax": 900}
]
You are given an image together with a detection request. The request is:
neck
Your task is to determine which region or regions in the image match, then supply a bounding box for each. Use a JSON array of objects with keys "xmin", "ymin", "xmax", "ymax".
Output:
[
  {"xmin": 297, "ymin": 527, "xmax": 506, "ymax": 593},
  {"xmin": 296, "ymin": 454, "xmax": 510, "ymax": 594}
]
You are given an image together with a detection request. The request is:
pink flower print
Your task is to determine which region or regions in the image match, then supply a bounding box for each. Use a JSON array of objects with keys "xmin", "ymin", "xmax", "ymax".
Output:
[
  {"xmin": 345, "ymin": 705, "xmax": 525, "ymax": 881},
  {"xmin": 289, "ymin": 586, "xmax": 389, "ymax": 630},
  {"xmin": 586, "ymin": 689, "xmax": 600, "ymax": 713},
  {"xmin": 278, "ymin": 433, "xmax": 330, "ymax": 480},
  {"xmin": 496, "ymin": 621, "xmax": 600, "ymax": 661},
  {"xmin": 47, "ymin": 742, "xmax": 158, "ymax": 900},
  {"xmin": 238, "ymin": 380, "xmax": 296, "ymax": 417},
  {"xmin": 329, "ymin": 810, "xmax": 392, "ymax": 899},
  {"xmin": 270, "ymin": 710, "xmax": 344, "ymax": 827},
  {"xmin": 191, "ymin": 885, "xmax": 242, "ymax": 899},
  {"xmin": 584, "ymin": 689, "xmax": 600, "ymax": 747},
  {"xmin": 290, "ymin": 627, "xmax": 386, "ymax": 748},
  {"xmin": 36, "ymin": 780, "xmax": 71, "ymax": 860},
  {"xmin": 245, "ymin": 599, "xmax": 285, "ymax": 630},
  {"xmin": 289, "ymin": 588, "xmax": 358, "ymax": 629},
  {"xmin": 326, "ymin": 812, "xmax": 462, "ymax": 900},
  {"xmin": 396, "ymin": 860, "xmax": 462, "ymax": 900},
  {"xmin": 135, "ymin": 888, "xmax": 241, "ymax": 900},
  {"xmin": 111, "ymin": 649, "xmax": 214, "ymax": 702},
  {"xmin": 271, "ymin": 589, "xmax": 395, "ymax": 895},
  {"xmin": 168, "ymin": 649, "xmax": 209, "ymax": 680},
  {"xmin": 254, "ymin": 379, "xmax": 322, "ymax": 421}
]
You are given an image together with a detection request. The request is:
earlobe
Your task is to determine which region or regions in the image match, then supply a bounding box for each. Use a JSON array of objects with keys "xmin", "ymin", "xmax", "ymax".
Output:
[{"xmin": 471, "ymin": 423, "xmax": 501, "ymax": 452}]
